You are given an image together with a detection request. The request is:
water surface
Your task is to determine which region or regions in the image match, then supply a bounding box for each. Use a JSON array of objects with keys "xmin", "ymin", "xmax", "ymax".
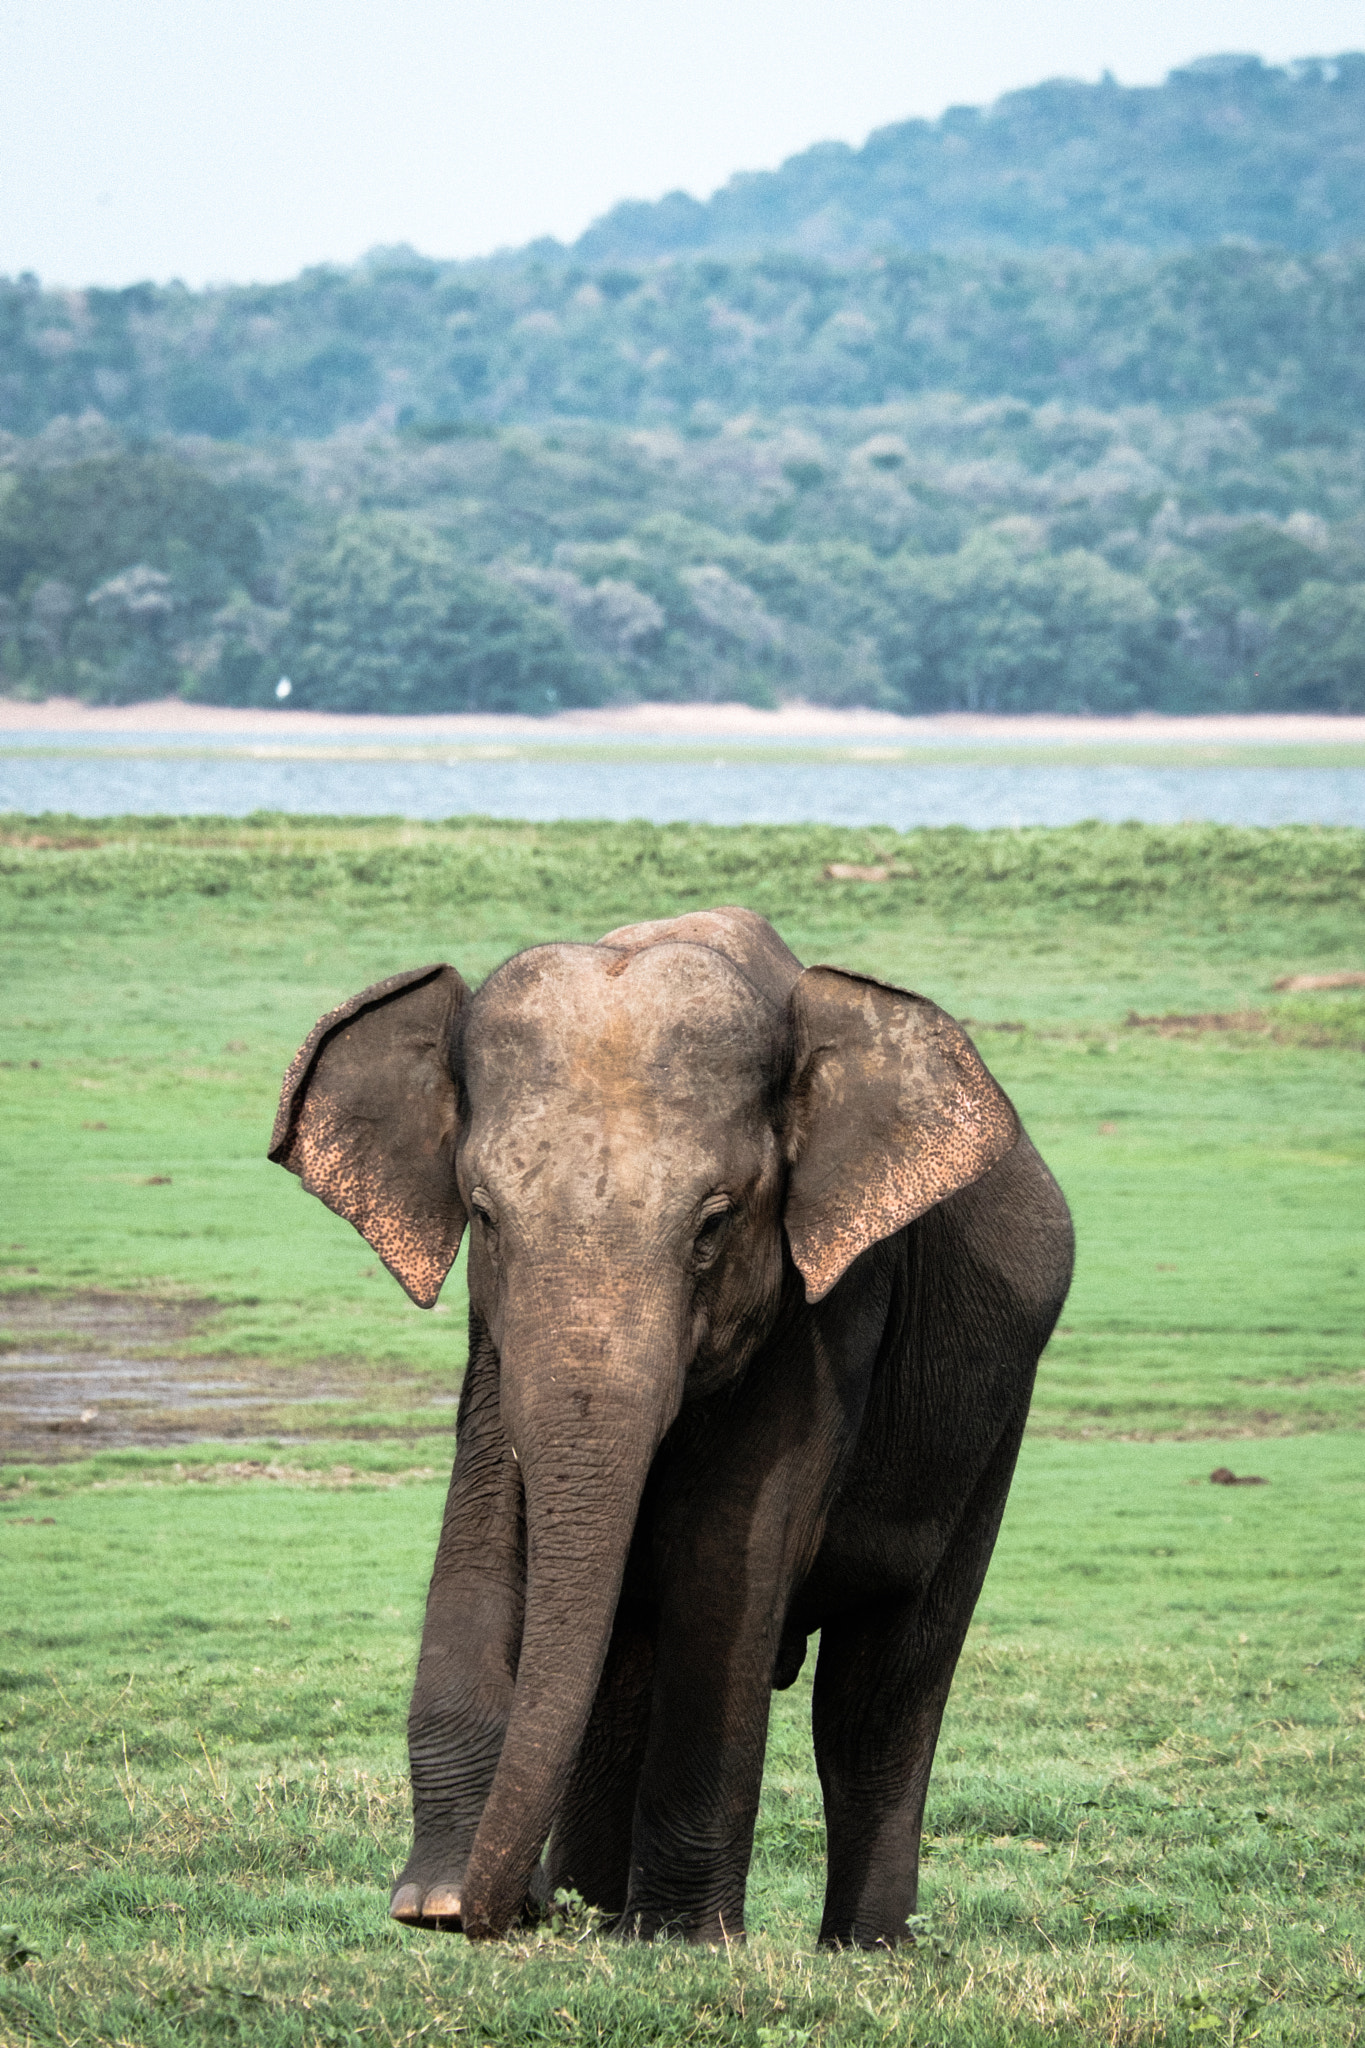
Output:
[{"xmin": 3, "ymin": 737, "xmax": 1363, "ymax": 827}]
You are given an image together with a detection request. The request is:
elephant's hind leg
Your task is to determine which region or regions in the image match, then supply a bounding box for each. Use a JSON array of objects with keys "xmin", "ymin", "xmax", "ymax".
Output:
[
  {"xmin": 811, "ymin": 1596, "xmax": 959, "ymax": 1947},
  {"xmin": 542, "ymin": 1612, "xmax": 654, "ymax": 1916}
]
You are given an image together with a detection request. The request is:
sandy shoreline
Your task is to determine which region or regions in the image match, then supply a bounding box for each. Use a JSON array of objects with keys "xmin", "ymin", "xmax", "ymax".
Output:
[{"xmin": 1, "ymin": 697, "xmax": 1362, "ymax": 745}]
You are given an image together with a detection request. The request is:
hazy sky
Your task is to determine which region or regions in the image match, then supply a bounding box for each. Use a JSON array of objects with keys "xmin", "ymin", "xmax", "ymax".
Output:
[{"xmin": 5, "ymin": 0, "xmax": 1365, "ymax": 287}]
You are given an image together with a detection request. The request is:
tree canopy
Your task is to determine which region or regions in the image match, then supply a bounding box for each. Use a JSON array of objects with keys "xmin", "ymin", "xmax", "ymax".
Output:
[{"xmin": 274, "ymin": 514, "xmax": 590, "ymax": 715}]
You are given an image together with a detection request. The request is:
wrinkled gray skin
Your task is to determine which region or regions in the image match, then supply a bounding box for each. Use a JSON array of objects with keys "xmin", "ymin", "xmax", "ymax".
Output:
[{"xmin": 271, "ymin": 908, "xmax": 1073, "ymax": 1948}]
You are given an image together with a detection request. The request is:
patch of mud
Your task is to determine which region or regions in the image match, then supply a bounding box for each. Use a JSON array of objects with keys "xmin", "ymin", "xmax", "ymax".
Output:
[
  {"xmin": 1123, "ymin": 1008, "xmax": 1365, "ymax": 1050},
  {"xmin": 0, "ymin": 1291, "xmax": 215, "ymax": 1347},
  {"xmin": 111, "ymin": 1458, "xmax": 437, "ymax": 1488},
  {"xmin": 1125, "ymin": 1008, "xmax": 1269, "ymax": 1035},
  {"xmin": 0, "ymin": 1291, "xmax": 458, "ymax": 1462}
]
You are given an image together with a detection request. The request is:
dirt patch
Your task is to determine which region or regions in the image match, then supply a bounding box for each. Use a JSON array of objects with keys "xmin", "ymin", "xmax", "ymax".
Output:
[
  {"xmin": 0, "ymin": 1291, "xmax": 458, "ymax": 1463},
  {"xmin": 118, "ymin": 1458, "xmax": 437, "ymax": 1488},
  {"xmin": 1123, "ymin": 1008, "xmax": 1365, "ymax": 1049},
  {"xmin": 825, "ymin": 862, "xmax": 892, "ymax": 882},
  {"xmin": 1273, "ymin": 971, "xmax": 1365, "ymax": 992},
  {"xmin": 1124, "ymin": 1008, "xmax": 1269, "ymax": 1036},
  {"xmin": 0, "ymin": 1290, "xmax": 218, "ymax": 1343},
  {"xmin": 0, "ymin": 831, "xmax": 105, "ymax": 850}
]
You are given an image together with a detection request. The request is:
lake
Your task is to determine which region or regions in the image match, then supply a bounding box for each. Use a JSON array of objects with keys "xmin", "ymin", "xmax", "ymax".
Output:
[{"xmin": 3, "ymin": 733, "xmax": 1364, "ymax": 827}]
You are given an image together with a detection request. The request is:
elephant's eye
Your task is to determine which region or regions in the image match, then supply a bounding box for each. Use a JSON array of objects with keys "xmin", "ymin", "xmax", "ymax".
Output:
[
  {"xmin": 692, "ymin": 1204, "xmax": 733, "ymax": 1267},
  {"xmin": 470, "ymin": 1191, "xmax": 498, "ymax": 1235}
]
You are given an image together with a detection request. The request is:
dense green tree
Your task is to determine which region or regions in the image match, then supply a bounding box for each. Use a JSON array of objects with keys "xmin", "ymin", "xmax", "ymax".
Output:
[
  {"xmin": 0, "ymin": 450, "xmax": 261, "ymax": 600},
  {"xmin": 272, "ymin": 512, "xmax": 598, "ymax": 714},
  {"xmin": 877, "ymin": 534, "xmax": 1182, "ymax": 714},
  {"xmin": 63, "ymin": 564, "xmax": 182, "ymax": 704},
  {"xmin": 0, "ymin": 450, "xmax": 265, "ymax": 700},
  {"xmin": 1210, "ymin": 523, "xmax": 1325, "ymax": 603},
  {"xmin": 1258, "ymin": 580, "xmax": 1365, "ymax": 711}
]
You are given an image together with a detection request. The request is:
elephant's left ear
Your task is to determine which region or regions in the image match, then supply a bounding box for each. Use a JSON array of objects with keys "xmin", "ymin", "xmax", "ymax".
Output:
[
  {"xmin": 269, "ymin": 963, "xmax": 470, "ymax": 1308},
  {"xmin": 784, "ymin": 967, "xmax": 1019, "ymax": 1303}
]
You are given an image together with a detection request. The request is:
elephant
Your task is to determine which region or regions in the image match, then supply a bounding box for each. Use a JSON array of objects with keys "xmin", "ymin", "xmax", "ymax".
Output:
[{"xmin": 269, "ymin": 906, "xmax": 1073, "ymax": 1947}]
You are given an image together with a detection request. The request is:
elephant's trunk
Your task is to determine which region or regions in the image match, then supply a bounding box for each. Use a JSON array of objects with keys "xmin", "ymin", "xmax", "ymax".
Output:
[{"xmin": 459, "ymin": 1318, "xmax": 677, "ymax": 1939}]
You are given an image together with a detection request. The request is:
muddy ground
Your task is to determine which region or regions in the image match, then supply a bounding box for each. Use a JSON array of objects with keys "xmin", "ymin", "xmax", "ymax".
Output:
[{"xmin": 0, "ymin": 1292, "xmax": 458, "ymax": 1463}]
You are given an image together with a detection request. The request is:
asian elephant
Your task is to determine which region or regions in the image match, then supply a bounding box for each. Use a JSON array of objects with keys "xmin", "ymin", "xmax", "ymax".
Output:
[{"xmin": 269, "ymin": 907, "xmax": 1072, "ymax": 1947}]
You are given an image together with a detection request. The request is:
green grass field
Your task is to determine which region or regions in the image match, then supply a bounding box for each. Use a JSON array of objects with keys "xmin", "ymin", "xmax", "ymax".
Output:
[{"xmin": 2, "ymin": 817, "xmax": 1363, "ymax": 2045}]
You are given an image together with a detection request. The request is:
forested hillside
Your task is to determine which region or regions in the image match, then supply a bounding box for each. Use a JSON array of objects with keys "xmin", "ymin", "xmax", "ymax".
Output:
[
  {"xmin": 579, "ymin": 53, "xmax": 1365, "ymax": 261},
  {"xmin": 5, "ymin": 395, "xmax": 1362, "ymax": 715},
  {"xmin": 5, "ymin": 243, "xmax": 1365, "ymax": 446},
  {"xmin": 2, "ymin": 52, "xmax": 1364, "ymax": 716}
]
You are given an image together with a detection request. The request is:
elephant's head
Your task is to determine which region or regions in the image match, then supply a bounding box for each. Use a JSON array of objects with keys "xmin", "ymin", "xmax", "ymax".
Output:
[{"xmin": 270, "ymin": 909, "xmax": 1017, "ymax": 1936}]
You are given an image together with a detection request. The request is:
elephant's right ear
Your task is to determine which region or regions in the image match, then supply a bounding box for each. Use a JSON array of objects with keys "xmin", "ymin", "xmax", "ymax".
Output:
[{"xmin": 269, "ymin": 964, "xmax": 469, "ymax": 1308}]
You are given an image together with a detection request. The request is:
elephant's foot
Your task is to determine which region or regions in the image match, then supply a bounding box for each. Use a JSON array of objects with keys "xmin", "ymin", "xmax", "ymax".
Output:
[
  {"xmin": 817, "ymin": 1907, "xmax": 916, "ymax": 1950},
  {"xmin": 389, "ymin": 1877, "xmax": 463, "ymax": 1929},
  {"xmin": 614, "ymin": 1905, "xmax": 747, "ymax": 1945},
  {"xmin": 389, "ymin": 1835, "xmax": 469, "ymax": 1930},
  {"xmin": 817, "ymin": 1925, "xmax": 908, "ymax": 1950},
  {"xmin": 390, "ymin": 1858, "xmax": 548, "ymax": 1935}
]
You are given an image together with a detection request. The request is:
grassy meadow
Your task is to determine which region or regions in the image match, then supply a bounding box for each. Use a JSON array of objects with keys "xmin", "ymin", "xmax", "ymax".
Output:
[{"xmin": 1, "ymin": 815, "xmax": 1363, "ymax": 2046}]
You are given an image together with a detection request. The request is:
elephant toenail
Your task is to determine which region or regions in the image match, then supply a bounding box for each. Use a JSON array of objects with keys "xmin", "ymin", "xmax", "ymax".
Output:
[
  {"xmin": 389, "ymin": 1884, "xmax": 425, "ymax": 1921},
  {"xmin": 422, "ymin": 1886, "xmax": 463, "ymax": 1923}
]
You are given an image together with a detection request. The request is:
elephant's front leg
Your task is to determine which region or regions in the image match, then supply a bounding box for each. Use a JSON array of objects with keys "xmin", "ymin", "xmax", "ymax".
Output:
[
  {"xmin": 390, "ymin": 1320, "xmax": 525, "ymax": 1928},
  {"xmin": 622, "ymin": 1452, "xmax": 827, "ymax": 1941},
  {"xmin": 622, "ymin": 1613, "xmax": 776, "ymax": 1939}
]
